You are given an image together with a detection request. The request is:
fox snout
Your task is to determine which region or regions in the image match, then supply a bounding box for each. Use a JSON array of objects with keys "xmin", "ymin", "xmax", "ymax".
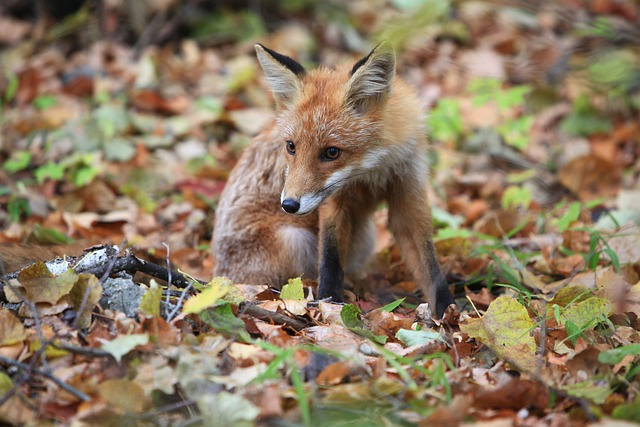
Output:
[
  {"xmin": 280, "ymin": 190, "xmax": 324, "ymax": 216},
  {"xmin": 281, "ymin": 198, "xmax": 300, "ymax": 214}
]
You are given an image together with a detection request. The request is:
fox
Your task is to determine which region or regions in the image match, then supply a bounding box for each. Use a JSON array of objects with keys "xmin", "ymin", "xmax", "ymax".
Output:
[{"xmin": 213, "ymin": 42, "xmax": 455, "ymax": 318}]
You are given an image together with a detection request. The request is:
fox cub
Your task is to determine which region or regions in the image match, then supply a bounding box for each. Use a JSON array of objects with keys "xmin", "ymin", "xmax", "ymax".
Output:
[{"xmin": 213, "ymin": 42, "xmax": 454, "ymax": 317}]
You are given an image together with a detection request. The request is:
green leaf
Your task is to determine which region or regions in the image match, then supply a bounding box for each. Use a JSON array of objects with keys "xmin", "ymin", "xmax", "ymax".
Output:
[
  {"xmin": 501, "ymin": 185, "xmax": 532, "ymax": 209},
  {"xmin": 428, "ymin": 97, "xmax": 463, "ymax": 142},
  {"xmin": 396, "ymin": 329, "xmax": 443, "ymax": 347},
  {"xmin": 280, "ymin": 277, "xmax": 304, "ymax": 300},
  {"xmin": 341, "ymin": 304, "xmax": 364, "ymax": 329},
  {"xmin": 435, "ymin": 227, "xmax": 473, "ymax": 240},
  {"xmin": 35, "ymin": 161, "xmax": 65, "ymax": 183},
  {"xmin": 7, "ymin": 195, "xmax": 29, "ymax": 222},
  {"xmin": 598, "ymin": 344, "xmax": 640, "ymax": 365},
  {"xmin": 588, "ymin": 49, "xmax": 638, "ymax": 89},
  {"xmin": 555, "ymin": 202, "xmax": 581, "ymax": 232},
  {"xmin": 4, "ymin": 71, "xmax": 18, "ymax": 103},
  {"xmin": 198, "ymin": 303, "xmax": 248, "ymax": 340},
  {"xmin": 0, "ymin": 371, "xmax": 13, "ymax": 394},
  {"xmin": 432, "ymin": 206, "xmax": 464, "ymax": 228},
  {"xmin": 33, "ymin": 95, "xmax": 57, "ymax": 110},
  {"xmin": 612, "ymin": 397, "xmax": 640, "ymax": 422},
  {"xmin": 139, "ymin": 280, "xmax": 163, "ymax": 317},
  {"xmin": 565, "ymin": 320, "xmax": 582, "ymax": 346},
  {"xmin": 498, "ymin": 115, "xmax": 533, "ymax": 149},
  {"xmin": 30, "ymin": 224, "xmax": 73, "ymax": 244},
  {"xmin": 3, "ymin": 151, "xmax": 32, "ymax": 173},
  {"xmin": 495, "ymin": 85, "xmax": 532, "ymax": 112},
  {"xmin": 460, "ymin": 295, "xmax": 537, "ymax": 373},
  {"xmin": 603, "ymin": 247, "xmax": 620, "ymax": 271},
  {"xmin": 380, "ymin": 298, "xmax": 405, "ymax": 312},
  {"xmin": 340, "ymin": 304, "xmax": 387, "ymax": 344},
  {"xmin": 101, "ymin": 333, "xmax": 149, "ymax": 363},
  {"xmin": 563, "ymin": 380, "xmax": 612, "ymax": 404}
]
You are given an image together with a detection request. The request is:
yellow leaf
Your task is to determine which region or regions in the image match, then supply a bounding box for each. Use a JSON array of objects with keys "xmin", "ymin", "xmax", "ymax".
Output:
[
  {"xmin": 6, "ymin": 263, "xmax": 77, "ymax": 304},
  {"xmin": 183, "ymin": 277, "xmax": 234, "ymax": 315},
  {"xmin": 69, "ymin": 273, "xmax": 102, "ymax": 329},
  {"xmin": 280, "ymin": 277, "xmax": 304, "ymax": 300},
  {"xmin": 460, "ymin": 295, "xmax": 537, "ymax": 373},
  {"xmin": 0, "ymin": 308, "xmax": 27, "ymax": 345},
  {"xmin": 139, "ymin": 280, "xmax": 163, "ymax": 317},
  {"xmin": 560, "ymin": 297, "xmax": 613, "ymax": 329},
  {"xmin": 99, "ymin": 379, "xmax": 148, "ymax": 413}
]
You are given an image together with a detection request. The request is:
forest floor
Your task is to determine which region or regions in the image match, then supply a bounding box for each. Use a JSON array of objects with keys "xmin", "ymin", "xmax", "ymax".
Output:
[{"xmin": 1, "ymin": 1, "xmax": 639, "ymax": 425}]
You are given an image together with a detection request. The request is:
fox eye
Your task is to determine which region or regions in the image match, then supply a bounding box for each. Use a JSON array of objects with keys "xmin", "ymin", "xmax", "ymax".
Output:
[
  {"xmin": 286, "ymin": 140, "xmax": 296, "ymax": 155},
  {"xmin": 323, "ymin": 147, "xmax": 341, "ymax": 160}
]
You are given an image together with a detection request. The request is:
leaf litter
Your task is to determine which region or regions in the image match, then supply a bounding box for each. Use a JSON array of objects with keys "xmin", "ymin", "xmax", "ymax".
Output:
[{"xmin": 1, "ymin": 0, "xmax": 640, "ymax": 425}]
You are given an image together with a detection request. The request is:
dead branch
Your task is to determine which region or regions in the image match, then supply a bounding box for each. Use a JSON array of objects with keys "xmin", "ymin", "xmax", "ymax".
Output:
[{"xmin": 1, "ymin": 245, "xmax": 311, "ymax": 330}]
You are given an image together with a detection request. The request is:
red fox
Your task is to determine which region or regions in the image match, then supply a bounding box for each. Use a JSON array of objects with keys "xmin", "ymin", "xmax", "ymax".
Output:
[{"xmin": 213, "ymin": 42, "xmax": 454, "ymax": 317}]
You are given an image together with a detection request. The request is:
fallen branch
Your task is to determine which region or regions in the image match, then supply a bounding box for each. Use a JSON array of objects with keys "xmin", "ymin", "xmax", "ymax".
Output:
[{"xmin": 1, "ymin": 245, "xmax": 311, "ymax": 330}]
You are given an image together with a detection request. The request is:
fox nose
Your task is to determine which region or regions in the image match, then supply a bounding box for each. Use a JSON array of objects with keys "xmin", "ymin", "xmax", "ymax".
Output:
[{"xmin": 281, "ymin": 198, "xmax": 300, "ymax": 214}]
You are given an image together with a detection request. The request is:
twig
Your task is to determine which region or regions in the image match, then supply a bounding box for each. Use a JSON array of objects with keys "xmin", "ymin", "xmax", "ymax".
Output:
[
  {"xmin": 0, "ymin": 355, "xmax": 91, "ymax": 402},
  {"xmin": 134, "ymin": 399, "xmax": 196, "ymax": 420},
  {"xmin": 80, "ymin": 251, "xmax": 205, "ymax": 288},
  {"xmin": 51, "ymin": 343, "xmax": 112, "ymax": 359},
  {"xmin": 167, "ymin": 282, "xmax": 193, "ymax": 323},
  {"xmin": 239, "ymin": 302, "xmax": 309, "ymax": 331},
  {"xmin": 163, "ymin": 242, "xmax": 172, "ymax": 319},
  {"xmin": 536, "ymin": 298, "xmax": 547, "ymax": 379}
]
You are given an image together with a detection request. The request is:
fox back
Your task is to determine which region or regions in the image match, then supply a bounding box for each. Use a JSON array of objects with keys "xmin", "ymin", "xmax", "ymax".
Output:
[{"xmin": 213, "ymin": 43, "xmax": 454, "ymax": 318}]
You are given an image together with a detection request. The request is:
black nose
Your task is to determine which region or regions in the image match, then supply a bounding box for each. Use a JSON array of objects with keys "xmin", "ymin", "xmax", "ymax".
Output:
[{"xmin": 281, "ymin": 198, "xmax": 300, "ymax": 214}]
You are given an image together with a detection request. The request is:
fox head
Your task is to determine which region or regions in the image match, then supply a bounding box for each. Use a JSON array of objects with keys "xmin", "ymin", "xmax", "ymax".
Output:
[{"xmin": 255, "ymin": 42, "xmax": 397, "ymax": 215}]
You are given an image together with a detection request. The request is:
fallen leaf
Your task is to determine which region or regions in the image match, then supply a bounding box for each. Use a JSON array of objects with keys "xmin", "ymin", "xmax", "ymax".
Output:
[
  {"xmin": 197, "ymin": 391, "xmax": 260, "ymax": 427},
  {"xmin": 560, "ymin": 297, "xmax": 613, "ymax": 329},
  {"xmin": 0, "ymin": 308, "xmax": 27, "ymax": 345},
  {"xmin": 139, "ymin": 280, "xmax": 163, "ymax": 317},
  {"xmin": 100, "ymin": 333, "xmax": 150, "ymax": 363},
  {"xmin": 558, "ymin": 155, "xmax": 621, "ymax": 201},
  {"xmin": 99, "ymin": 379, "xmax": 148, "ymax": 413},
  {"xmin": 183, "ymin": 277, "xmax": 236, "ymax": 314},
  {"xmin": 460, "ymin": 295, "xmax": 537, "ymax": 373},
  {"xmin": 280, "ymin": 277, "xmax": 304, "ymax": 300}
]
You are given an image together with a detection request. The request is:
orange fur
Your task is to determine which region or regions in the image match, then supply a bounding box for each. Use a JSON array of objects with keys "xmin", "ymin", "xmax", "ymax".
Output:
[{"xmin": 213, "ymin": 43, "xmax": 454, "ymax": 317}]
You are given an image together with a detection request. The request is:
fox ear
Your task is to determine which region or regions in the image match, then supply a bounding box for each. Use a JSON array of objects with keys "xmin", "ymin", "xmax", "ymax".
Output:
[
  {"xmin": 345, "ymin": 42, "xmax": 396, "ymax": 113},
  {"xmin": 255, "ymin": 44, "xmax": 305, "ymax": 110}
]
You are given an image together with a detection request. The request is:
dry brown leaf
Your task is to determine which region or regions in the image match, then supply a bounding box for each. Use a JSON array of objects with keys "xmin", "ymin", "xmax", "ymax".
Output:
[
  {"xmin": 99, "ymin": 379, "xmax": 149, "ymax": 413},
  {"xmin": 558, "ymin": 155, "xmax": 622, "ymax": 201},
  {"xmin": 0, "ymin": 308, "xmax": 27, "ymax": 346},
  {"xmin": 363, "ymin": 309, "xmax": 413, "ymax": 339}
]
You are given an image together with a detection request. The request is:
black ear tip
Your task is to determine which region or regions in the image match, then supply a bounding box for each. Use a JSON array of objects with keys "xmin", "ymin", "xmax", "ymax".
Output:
[
  {"xmin": 256, "ymin": 45, "xmax": 306, "ymax": 76},
  {"xmin": 350, "ymin": 41, "xmax": 395, "ymax": 76}
]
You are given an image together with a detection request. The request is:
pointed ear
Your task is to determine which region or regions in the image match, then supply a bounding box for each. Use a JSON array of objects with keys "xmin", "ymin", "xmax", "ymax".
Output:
[
  {"xmin": 345, "ymin": 42, "xmax": 396, "ymax": 113},
  {"xmin": 255, "ymin": 44, "xmax": 306, "ymax": 110}
]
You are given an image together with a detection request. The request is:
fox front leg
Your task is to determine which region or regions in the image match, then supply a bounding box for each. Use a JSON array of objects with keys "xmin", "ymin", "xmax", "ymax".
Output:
[{"xmin": 316, "ymin": 199, "xmax": 351, "ymax": 302}]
